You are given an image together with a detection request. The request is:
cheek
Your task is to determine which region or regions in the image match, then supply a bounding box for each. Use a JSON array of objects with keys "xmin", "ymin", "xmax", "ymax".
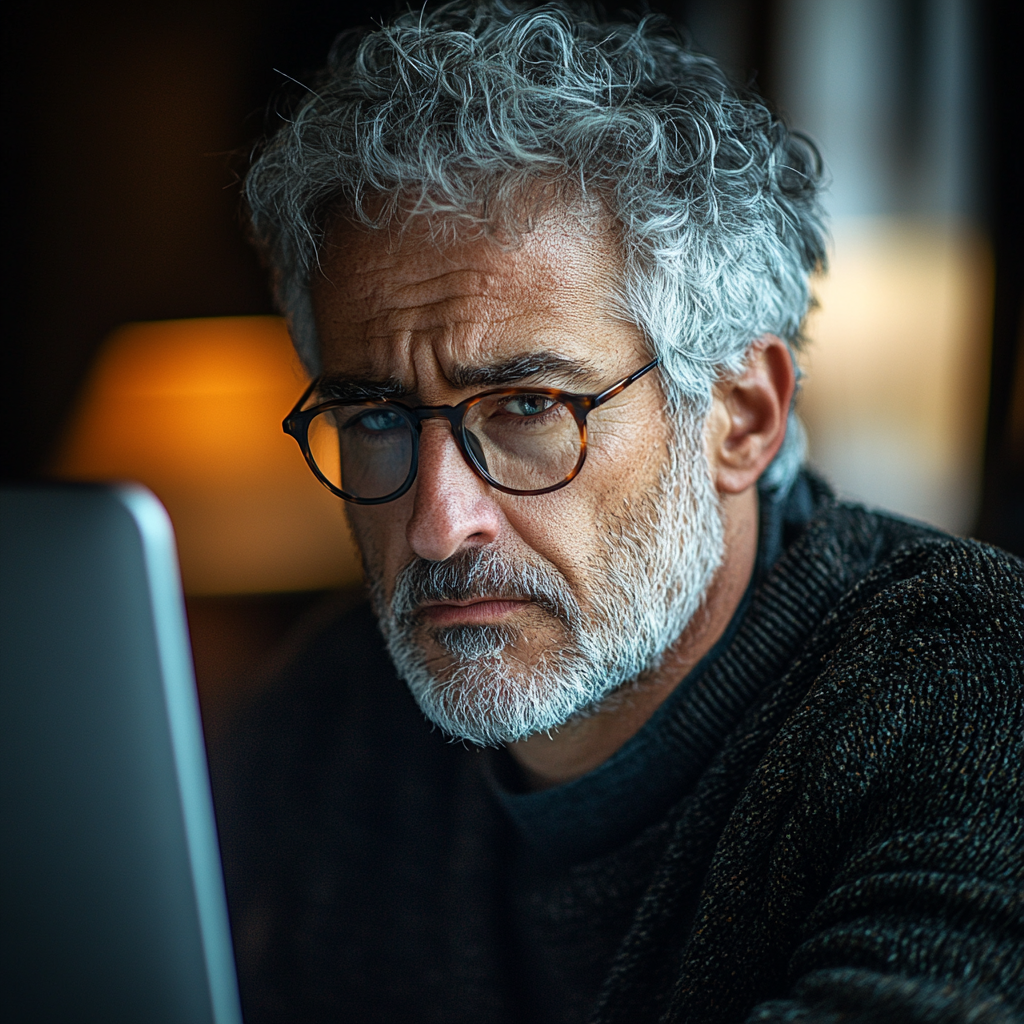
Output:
[
  {"xmin": 498, "ymin": 492, "xmax": 595, "ymax": 592},
  {"xmin": 498, "ymin": 456, "xmax": 654, "ymax": 591},
  {"xmin": 585, "ymin": 410, "xmax": 671, "ymax": 514},
  {"xmin": 346, "ymin": 501, "xmax": 412, "ymax": 587}
]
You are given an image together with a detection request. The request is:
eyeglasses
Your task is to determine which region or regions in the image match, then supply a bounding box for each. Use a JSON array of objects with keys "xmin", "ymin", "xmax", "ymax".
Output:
[{"xmin": 283, "ymin": 358, "xmax": 660, "ymax": 505}]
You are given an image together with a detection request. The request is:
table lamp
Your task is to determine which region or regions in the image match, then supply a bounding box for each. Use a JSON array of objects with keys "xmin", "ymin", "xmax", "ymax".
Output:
[{"xmin": 51, "ymin": 316, "xmax": 362, "ymax": 595}]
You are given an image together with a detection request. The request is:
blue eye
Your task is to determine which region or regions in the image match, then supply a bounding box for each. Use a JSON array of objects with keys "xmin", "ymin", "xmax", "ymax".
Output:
[
  {"xmin": 350, "ymin": 408, "xmax": 405, "ymax": 432},
  {"xmin": 504, "ymin": 394, "xmax": 556, "ymax": 417}
]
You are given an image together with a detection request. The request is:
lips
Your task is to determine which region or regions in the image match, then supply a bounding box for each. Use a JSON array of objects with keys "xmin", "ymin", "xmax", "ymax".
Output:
[
  {"xmin": 386, "ymin": 548, "xmax": 576, "ymax": 630},
  {"xmin": 417, "ymin": 597, "xmax": 531, "ymax": 627}
]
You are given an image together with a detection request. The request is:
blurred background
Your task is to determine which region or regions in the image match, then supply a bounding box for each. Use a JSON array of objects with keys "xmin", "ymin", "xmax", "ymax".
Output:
[{"xmin": 3, "ymin": 0, "xmax": 1021, "ymax": 737}]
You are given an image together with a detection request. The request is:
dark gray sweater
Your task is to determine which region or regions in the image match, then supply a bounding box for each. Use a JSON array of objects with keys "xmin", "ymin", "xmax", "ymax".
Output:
[{"xmin": 214, "ymin": 476, "xmax": 1024, "ymax": 1023}]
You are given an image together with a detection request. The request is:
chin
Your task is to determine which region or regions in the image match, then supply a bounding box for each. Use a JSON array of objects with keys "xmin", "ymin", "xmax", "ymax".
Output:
[{"xmin": 390, "ymin": 630, "xmax": 624, "ymax": 747}]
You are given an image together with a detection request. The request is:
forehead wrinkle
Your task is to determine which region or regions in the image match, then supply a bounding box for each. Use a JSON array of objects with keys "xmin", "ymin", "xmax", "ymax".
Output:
[
  {"xmin": 386, "ymin": 268, "xmax": 503, "ymax": 307},
  {"xmin": 359, "ymin": 293, "xmax": 529, "ymax": 341},
  {"xmin": 337, "ymin": 267, "xmax": 500, "ymax": 319},
  {"xmin": 330, "ymin": 240, "xmax": 567, "ymax": 313},
  {"xmin": 338, "ymin": 318, "xmax": 493, "ymax": 397}
]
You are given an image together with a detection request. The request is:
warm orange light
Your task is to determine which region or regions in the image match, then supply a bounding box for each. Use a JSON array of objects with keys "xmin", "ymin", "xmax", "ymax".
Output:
[{"xmin": 51, "ymin": 316, "xmax": 363, "ymax": 595}]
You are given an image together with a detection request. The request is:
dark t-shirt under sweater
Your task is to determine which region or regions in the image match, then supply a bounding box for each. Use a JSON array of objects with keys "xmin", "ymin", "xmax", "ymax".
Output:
[{"xmin": 213, "ymin": 473, "xmax": 1024, "ymax": 1023}]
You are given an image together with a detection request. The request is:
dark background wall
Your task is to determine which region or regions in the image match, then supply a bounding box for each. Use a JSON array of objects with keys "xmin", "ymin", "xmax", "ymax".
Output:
[
  {"xmin": 975, "ymin": 0, "xmax": 1024, "ymax": 554},
  {"xmin": 2, "ymin": 0, "xmax": 1021, "ymax": 551}
]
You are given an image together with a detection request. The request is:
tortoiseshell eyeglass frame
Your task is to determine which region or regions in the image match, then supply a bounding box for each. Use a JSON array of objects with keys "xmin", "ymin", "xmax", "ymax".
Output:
[{"xmin": 282, "ymin": 357, "xmax": 661, "ymax": 504}]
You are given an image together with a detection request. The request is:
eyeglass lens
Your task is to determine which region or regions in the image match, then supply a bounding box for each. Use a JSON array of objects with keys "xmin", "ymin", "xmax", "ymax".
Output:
[{"xmin": 305, "ymin": 392, "xmax": 583, "ymax": 500}]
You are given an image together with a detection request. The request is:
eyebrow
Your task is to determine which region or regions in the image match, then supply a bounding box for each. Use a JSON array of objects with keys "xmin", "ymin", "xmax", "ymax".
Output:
[{"xmin": 316, "ymin": 352, "xmax": 600, "ymax": 402}]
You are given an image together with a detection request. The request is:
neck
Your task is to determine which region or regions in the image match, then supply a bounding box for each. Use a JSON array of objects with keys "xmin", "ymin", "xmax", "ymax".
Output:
[{"xmin": 506, "ymin": 485, "xmax": 759, "ymax": 790}]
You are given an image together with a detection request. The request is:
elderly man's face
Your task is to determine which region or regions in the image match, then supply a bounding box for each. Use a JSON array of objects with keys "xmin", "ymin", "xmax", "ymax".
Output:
[{"xmin": 311, "ymin": 211, "xmax": 722, "ymax": 745}]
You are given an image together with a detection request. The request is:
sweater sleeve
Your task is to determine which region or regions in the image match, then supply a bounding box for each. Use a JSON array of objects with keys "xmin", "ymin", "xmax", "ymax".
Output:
[
  {"xmin": 676, "ymin": 541, "xmax": 1024, "ymax": 1024},
  {"xmin": 747, "ymin": 969, "xmax": 1023, "ymax": 1023}
]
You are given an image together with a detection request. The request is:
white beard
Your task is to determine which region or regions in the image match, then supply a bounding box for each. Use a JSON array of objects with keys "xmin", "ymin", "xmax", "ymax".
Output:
[{"xmin": 369, "ymin": 414, "xmax": 724, "ymax": 747}]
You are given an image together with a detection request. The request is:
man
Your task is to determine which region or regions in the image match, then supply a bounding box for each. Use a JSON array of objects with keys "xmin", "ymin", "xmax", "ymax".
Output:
[{"xmin": 216, "ymin": 4, "xmax": 1024, "ymax": 1022}]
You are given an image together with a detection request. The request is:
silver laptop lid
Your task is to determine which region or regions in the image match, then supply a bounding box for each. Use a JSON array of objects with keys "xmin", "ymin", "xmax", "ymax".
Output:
[{"xmin": 1, "ymin": 483, "xmax": 242, "ymax": 1024}]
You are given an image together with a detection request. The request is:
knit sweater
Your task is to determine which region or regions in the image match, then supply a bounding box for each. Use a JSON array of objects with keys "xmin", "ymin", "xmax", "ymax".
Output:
[{"xmin": 213, "ymin": 476, "xmax": 1024, "ymax": 1023}]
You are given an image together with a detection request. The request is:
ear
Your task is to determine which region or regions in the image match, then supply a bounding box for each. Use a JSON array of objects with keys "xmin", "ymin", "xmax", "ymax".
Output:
[{"xmin": 706, "ymin": 336, "xmax": 796, "ymax": 495}]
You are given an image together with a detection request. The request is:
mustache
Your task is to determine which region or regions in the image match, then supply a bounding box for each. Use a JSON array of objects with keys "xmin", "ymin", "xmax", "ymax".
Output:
[{"xmin": 389, "ymin": 547, "xmax": 579, "ymax": 627}]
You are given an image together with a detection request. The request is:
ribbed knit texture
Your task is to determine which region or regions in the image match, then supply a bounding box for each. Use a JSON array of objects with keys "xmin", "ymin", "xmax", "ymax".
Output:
[{"xmin": 213, "ymin": 485, "xmax": 1024, "ymax": 1024}]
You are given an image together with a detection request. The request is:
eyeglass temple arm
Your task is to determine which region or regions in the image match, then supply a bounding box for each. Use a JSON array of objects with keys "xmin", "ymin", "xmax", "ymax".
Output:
[
  {"xmin": 283, "ymin": 379, "xmax": 320, "ymax": 432},
  {"xmin": 593, "ymin": 357, "xmax": 661, "ymax": 407}
]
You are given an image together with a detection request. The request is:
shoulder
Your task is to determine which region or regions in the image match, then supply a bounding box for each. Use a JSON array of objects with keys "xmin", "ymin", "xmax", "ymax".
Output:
[
  {"xmin": 777, "ymin": 486, "xmax": 1023, "ymax": 658},
  {"xmin": 209, "ymin": 598, "xmax": 462, "ymax": 849},
  {"xmin": 217, "ymin": 599, "xmax": 421, "ymax": 772},
  {"xmin": 769, "ymin": 505, "xmax": 1024, "ymax": 817},
  {"xmin": 746, "ymin": 490, "xmax": 1023, "ymax": 737},
  {"xmin": 809, "ymin": 503, "xmax": 1024, "ymax": 679},
  {"xmin": 747, "ymin": 497, "xmax": 1024, "ymax": 821}
]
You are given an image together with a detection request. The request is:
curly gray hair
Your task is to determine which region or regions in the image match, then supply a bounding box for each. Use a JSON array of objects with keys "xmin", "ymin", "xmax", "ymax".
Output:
[{"xmin": 246, "ymin": 0, "xmax": 828, "ymax": 490}]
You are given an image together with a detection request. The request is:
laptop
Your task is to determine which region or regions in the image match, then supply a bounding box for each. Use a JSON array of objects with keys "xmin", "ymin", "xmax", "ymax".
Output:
[{"xmin": 1, "ymin": 483, "xmax": 243, "ymax": 1024}]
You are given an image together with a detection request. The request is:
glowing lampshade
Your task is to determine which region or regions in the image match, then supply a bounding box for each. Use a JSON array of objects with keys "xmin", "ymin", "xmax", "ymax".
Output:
[{"xmin": 51, "ymin": 316, "xmax": 362, "ymax": 595}]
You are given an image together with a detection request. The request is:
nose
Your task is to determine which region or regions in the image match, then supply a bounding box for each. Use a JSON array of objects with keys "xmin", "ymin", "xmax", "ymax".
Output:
[{"xmin": 405, "ymin": 420, "xmax": 502, "ymax": 562}]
